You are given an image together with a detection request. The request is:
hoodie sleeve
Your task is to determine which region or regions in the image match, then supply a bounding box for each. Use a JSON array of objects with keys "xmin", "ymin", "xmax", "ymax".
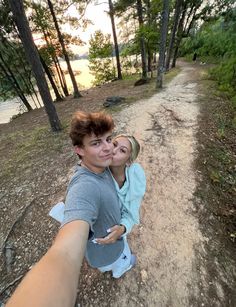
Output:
[{"xmin": 119, "ymin": 163, "xmax": 146, "ymax": 234}]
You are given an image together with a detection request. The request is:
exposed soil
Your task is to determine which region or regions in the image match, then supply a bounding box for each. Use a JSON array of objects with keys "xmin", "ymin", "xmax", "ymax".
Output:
[{"xmin": 0, "ymin": 61, "xmax": 235, "ymax": 306}]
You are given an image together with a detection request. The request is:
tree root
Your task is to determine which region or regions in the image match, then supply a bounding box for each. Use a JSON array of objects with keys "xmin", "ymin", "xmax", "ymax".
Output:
[
  {"xmin": 0, "ymin": 199, "xmax": 36, "ymax": 254},
  {"xmin": 0, "ymin": 274, "xmax": 24, "ymax": 296},
  {"xmin": 161, "ymin": 105, "xmax": 184, "ymax": 123}
]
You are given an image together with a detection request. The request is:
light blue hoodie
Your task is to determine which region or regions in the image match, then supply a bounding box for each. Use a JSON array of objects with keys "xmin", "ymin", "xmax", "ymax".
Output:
[{"xmin": 112, "ymin": 163, "xmax": 146, "ymax": 234}]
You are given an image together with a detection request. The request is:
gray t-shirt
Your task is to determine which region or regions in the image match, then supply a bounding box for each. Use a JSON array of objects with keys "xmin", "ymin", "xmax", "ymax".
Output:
[{"xmin": 61, "ymin": 165, "xmax": 124, "ymax": 268}]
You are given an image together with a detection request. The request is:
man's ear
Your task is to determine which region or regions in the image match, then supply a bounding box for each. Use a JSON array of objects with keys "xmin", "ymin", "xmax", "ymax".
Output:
[{"xmin": 74, "ymin": 146, "xmax": 84, "ymax": 156}]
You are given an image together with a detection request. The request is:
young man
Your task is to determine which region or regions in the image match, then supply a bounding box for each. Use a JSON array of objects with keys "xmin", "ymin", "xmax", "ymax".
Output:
[
  {"xmin": 6, "ymin": 111, "xmax": 134, "ymax": 307},
  {"xmin": 62, "ymin": 111, "xmax": 134, "ymax": 275}
]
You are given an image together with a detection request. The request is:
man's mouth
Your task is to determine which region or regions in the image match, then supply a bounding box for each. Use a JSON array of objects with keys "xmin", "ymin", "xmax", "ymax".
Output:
[{"xmin": 101, "ymin": 153, "xmax": 113, "ymax": 159}]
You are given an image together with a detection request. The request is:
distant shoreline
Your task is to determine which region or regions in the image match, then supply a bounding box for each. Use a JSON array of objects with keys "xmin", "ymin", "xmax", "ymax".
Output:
[{"xmin": 0, "ymin": 58, "xmax": 94, "ymax": 124}]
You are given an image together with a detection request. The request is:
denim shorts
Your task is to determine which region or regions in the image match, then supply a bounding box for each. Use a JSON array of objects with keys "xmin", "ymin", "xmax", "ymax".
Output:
[{"xmin": 98, "ymin": 239, "xmax": 132, "ymax": 278}]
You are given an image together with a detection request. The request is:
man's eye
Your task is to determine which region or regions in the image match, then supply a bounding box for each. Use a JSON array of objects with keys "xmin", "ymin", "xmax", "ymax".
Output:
[
  {"xmin": 107, "ymin": 137, "xmax": 112, "ymax": 143},
  {"xmin": 92, "ymin": 142, "xmax": 100, "ymax": 146},
  {"xmin": 113, "ymin": 141, "xmax": 118, "ymax": 147},
  {"xmin": 121, "ymin": 149, "xmax": 126, "ymax": 153}
]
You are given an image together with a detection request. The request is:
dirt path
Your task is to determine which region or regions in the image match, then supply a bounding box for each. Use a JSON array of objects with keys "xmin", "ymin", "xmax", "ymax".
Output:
[{"xmin": 106, "ymin": 64, "xmax": 205, "ymax": 306}]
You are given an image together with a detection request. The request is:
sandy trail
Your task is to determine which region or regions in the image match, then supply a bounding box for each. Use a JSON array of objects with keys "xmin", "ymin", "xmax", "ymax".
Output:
[{"xmin": 112, "ymin": 64, "xmax": 205, "ymax": 306}]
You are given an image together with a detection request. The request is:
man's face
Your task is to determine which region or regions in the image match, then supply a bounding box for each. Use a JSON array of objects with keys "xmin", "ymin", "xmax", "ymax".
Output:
[{"xmin": 75, "ymin": 131, "xmax": 114, "ymax": 173}]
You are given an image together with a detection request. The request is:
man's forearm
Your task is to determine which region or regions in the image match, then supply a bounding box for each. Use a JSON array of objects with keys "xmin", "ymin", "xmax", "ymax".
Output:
[{"xmin": 6, "ymin": 220, "xmax": 89, "ymax": 307}]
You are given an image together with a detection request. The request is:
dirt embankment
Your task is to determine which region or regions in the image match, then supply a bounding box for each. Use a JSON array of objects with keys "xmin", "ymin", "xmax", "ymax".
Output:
[{"xmin": 0, "ymin": 61, "xmax": 235, "ymax": 306}]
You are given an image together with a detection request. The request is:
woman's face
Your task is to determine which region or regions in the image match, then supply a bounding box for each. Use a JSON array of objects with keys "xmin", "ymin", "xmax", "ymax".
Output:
[{"xmin": 110, "ymin": 136, "xmax": 132, "ymax": 167}]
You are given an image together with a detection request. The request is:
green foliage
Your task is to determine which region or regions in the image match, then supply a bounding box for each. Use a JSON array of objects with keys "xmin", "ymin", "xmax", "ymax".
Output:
[
  {"xmin": 0, "ymin": 0, "xmax": 37, "ymax": 102},
  {"xmin": 181, "ymin": 18, "xmax": 236, "ymax": 59},
  {"xmin": 180, "ymin": 8, "xmax": 236, "ymax": 106},
  {"xmin": 88, "ymin": 31, "xmax": 116, "ymax": 86},
  {"xmin": 210, "ymin": 57, "xmax": 236, "ymax": 95},
  {"xmin": 0, "ymin": 40, "xmax": 35, "ymax": 101}
]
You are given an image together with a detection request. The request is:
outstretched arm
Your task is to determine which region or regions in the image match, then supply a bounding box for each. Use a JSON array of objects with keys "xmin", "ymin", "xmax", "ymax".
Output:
[{"xmin": 6, "ymin": 220, "xmax": 89, "ymax": 307}]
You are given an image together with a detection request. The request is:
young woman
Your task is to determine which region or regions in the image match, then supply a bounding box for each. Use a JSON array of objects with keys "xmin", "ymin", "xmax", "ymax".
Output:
[{"xmin": 95, "ymin": 134, "xmax": 146, "ymax": 244}]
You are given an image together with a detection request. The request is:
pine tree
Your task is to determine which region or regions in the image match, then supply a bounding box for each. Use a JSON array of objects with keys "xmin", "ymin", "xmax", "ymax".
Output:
[{"xmin": 9, "ymin": 0, "xmax": 62, "ymax": 131}]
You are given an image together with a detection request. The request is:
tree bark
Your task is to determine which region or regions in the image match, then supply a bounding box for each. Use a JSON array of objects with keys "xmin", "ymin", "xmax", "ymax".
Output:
[
  {"xmin": 108, "ymin": 0, "xmax": 122, "ymax": 80},
  {"xmin": 156, "ymin": 0, "xmax": 170, "ymax": 88},
  {"xmin": 146, "ymin": 0, "xmax": 152, "ymax": 74},
  {"xmin": 165, "ymin": 0, "xmax": 182, "ymax": 71},
  {"xmin": 44, "ymin": 29, "xmax": 69, "ymax": 97},
  {"xmin": 47, "ymin": 0, "xmax": 82, "ymax": 98},
  {"xmin": 171, "ymin": 1, "xmax": 187, "ymax": 68},
  {"xmin": 136, "ymin": 0, "xmax": 147, "ymax": 80},
  {"xmin": 39, "ymin": 54, "xmax": 63, "ymax": 101},
  {"xmin": 184, "ymin": 2, "xmax": 202, "ymax": 37},
  {"xmin": 9, "ymin": 0, "xmax": 62, "ymax": 131}
]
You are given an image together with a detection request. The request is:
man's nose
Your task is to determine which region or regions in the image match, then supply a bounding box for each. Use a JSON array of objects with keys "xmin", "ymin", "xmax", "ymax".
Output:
[{"xmin": 103, "ymin": 141, "xmax": 113, "ymax": 151}]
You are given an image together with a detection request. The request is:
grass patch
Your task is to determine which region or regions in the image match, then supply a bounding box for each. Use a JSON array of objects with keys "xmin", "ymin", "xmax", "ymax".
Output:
[
  {"xmin": 196, "ymin": 69, "xmax": 236, "ymax": 243},
  {"xmin": 0, "ymin": 125, "xmax": 69, "ymax": 180}
]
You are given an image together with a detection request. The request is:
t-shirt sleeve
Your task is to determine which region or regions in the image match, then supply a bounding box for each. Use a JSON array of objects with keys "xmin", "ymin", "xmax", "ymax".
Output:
[{"xmin": 61, "ymin": 179, "xmax": 100, "ymax": 233}]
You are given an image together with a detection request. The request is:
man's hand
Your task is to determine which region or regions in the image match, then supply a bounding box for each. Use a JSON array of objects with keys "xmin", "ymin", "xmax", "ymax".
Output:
[{"xmin": 95, "ymin": 225, "xmax": 126, "ymax": 245}]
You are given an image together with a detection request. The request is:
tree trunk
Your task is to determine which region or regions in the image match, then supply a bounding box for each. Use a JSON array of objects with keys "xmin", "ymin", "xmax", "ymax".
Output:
[
  {"xmin": 156, "ymin": 0, "xmax": 170, "ymax": 88},
  {"xmin": 39, "ymin": 54, "xmax": 63, "ymax": 101},
  {"xmin": 146, "ymin": 0, "xmax": 152, "ymax": 74},
  {"xmin": 136, "ymin": 0, "xmax": 147, "ymax": 80},
  {"xmin": 0, "ymin": 53, "xmax": 32, "ymax": 111},
  {"xmin": 9, "ymin": 0, "xmax": 62, "ymax": 131},
  {"xmin": 165, "ymin": 0, "xmax": 182, "ymax": 71},
  {"xmin": 171, "ymin": 1, "xmax": 187, "ymax": 68},
  {"xmin": 184, "ymin": 2, "xmax": 202, "ymax": 37},
  {"xmin": 147, "ymin": 50, "xmax": 152, "ymax": 73},
  {"xmin": 44, "ymin": 29, "xmax": 69, "ymax": 96},
  {"xmin": 183, "ymin": 2, "xmax": 195, "ymax": 34},
  {"xmin": 47, "ymin": 0, "xmax": 82, "ymax": 98},
  {"xmin": 108, "ymin": 0, "xmax": 122, "ymax": 80}
]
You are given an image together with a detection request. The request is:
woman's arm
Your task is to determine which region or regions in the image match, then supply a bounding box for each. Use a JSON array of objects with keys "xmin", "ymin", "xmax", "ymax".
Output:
[
  {"xmin": 6, "ymin": 220, "xmax": 89, "ymax": 307},
  {"xmin": 96, "ymin": 163, "xmax": 146, "ymax": 244}
]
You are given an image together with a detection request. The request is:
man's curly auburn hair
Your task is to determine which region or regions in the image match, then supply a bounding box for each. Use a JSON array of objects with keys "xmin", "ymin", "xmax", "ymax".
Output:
[{"xmin": 69, "ymin": 111, "xmax": 115, "ymax": 146}]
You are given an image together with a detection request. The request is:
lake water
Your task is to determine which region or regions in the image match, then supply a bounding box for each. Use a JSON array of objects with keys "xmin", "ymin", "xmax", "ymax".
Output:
[{"xmin": 0, "ymin": 59, "xmax": 94, "ymax": 124}]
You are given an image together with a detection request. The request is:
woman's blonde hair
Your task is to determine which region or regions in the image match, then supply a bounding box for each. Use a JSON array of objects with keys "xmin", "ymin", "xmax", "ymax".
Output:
[{"xmin": 113, "ymin": 134, "xmax": 140, "ymax": 163}]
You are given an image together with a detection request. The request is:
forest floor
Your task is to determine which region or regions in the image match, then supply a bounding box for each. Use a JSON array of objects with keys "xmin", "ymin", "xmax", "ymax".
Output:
[{"xmin": 0, "ymin": 60, "xmax": 235, "ymax": 306}]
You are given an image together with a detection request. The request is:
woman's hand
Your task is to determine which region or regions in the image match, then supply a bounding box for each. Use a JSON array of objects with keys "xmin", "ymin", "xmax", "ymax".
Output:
[{"xmin": 95, "ymin": 225, "xmax": 126, "ymax": 245}]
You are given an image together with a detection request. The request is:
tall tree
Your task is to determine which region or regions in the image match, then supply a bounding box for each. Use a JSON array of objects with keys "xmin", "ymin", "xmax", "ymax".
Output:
[
  {"xmin": 88, "ymin": 30, "xmax": 116, "ymax": 85},
  {"xmin": 171, "ymin": 0, "xmax": 202, "ymax": 68},
  {"xmin": 0, "ymin": 52, "xmax": 32, "ymax": 111},
  {"xmin": 47, "ymin": 0, "xmax": 82, "ymax": 98},
  {"xmin": 136, "ymin": 0, "xmax": 147, "ymax": 80},
  {"xmin": 0, "ymin": 0, "xmax": 40, "ymax": 109},
  {"xmin": 165, "ymin": 0, "xmax": 182, "ymax": 71},
  {"xmin": 31, "ymin": 2, "xmax": 69, "ymax": 97},
  {"xmin": 156, "ymin": 0, "xmax": 170, "ymax": 88},
  {"xmin": 39, "ymin": 53, "xmax": 63, "ymax": 102},
  {"xmin": 8, "ymin": 0, "xmax": 62, "ymax": 131},
  {"xmin": 108, "ymin": 0, "xmax": 122, "ymax": 79}
]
